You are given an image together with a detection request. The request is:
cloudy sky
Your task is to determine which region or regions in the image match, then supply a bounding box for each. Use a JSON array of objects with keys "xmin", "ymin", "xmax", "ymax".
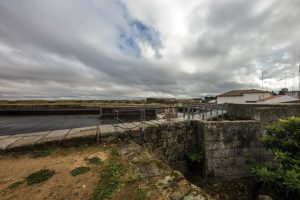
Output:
[{"xmin": 0, "ymin": 0, "xmax": 300, "ymax": 99}]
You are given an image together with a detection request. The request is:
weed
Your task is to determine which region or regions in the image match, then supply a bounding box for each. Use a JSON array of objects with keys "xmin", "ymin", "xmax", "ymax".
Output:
[
  {"xmin": 8, "ymin": 180, "xmax": 25, "ymax": 190},
  {"xmin": 126, "ymin": 174, "xmax": 142, "ymax": 183},
  {"xmin": 87, "ymin": 157, "xmax": 102, "ymax": 166},
  {"xmin": 92, "ymin": 161, "xmax": 124, "ymax": 200},
  {"xmin": 136, "ymin": 187, "xmax": 152, "ymax": 200},
  {"xmin": 26, "ymin": 169, "xmax": 55, "ymax": 185},
  {"xmin": 31, "ymin": 149, "xmax": 52, "ymax": 158},
  {"xmin": 70, "ymin": 166, "xmax": 90, "ymax": 176},
  {"xmin": 111, "ymin": 148, "xmax": 120, "ymax": 156}
]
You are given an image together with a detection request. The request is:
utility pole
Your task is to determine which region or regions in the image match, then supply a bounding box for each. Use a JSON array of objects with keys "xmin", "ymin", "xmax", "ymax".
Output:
[
  {"xmin": 285, "ymin": 72, "xmax": 287, "ymax": 89},
  {"xmin": 292, "ymin": 74, "xmax": 294, "ymax": 92},
  {"xmin": 298, "ymin": 53, "xmax": 300, "ymax": 91}
]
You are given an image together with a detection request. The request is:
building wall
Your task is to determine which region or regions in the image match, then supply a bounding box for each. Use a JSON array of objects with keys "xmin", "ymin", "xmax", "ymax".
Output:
[{"xmin": 217, "ymin": 93, "xmax": 271, "ymax": 104}]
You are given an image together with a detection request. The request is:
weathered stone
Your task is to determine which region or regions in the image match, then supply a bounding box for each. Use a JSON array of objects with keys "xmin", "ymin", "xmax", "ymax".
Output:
[
  {"xmin": 65, "ymin": 126, "xmax": 97, "ymax": 139},
  {"xmin": 99, "ymin": 124, "xmax": 115, "ymax": 133},
  {"xmin": 134, "ymin": 162, "xmax": 161, "ymax": 177},
  {"xmin": 7, "ymin": 134, "xmax": 46, "ymax": 149},
  {"xmin": 38, "ymin": 129, "xmax": 70, "ymax": 144},
  {"xmin": 258, "ymin": 195, "xmax": 274, "ymax": 200},
  {"xmin": 63, "ymin": 127, "xmax": 97, "ymax": 146},
  {"xmin": 161, "ymin": 131, "xmax": 172, "ymax": 139},
  {"xmin": 0, "ymin": 136, "xmax": 10, "ymax": 141},
  {"xmin": 0, "ymin": 136, "xmax": 23, "ymax": 150}
]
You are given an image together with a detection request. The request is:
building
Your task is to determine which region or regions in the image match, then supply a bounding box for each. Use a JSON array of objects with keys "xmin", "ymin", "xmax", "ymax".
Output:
[
  {"xmin": 286, "ymin": 91, "xmax": 300, "ymax": 99},
  {"xmin": 217, "ymin": 89, "xmax": 271, "ymax": 104},
  {"xmin": 257, "ymin": 95, "xmax": 299, "ymax": 104}
]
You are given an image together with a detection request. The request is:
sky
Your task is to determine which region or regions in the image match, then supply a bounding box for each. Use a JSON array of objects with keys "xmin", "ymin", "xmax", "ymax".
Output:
[{"xmin": 0, "ymin": 0, "xmax": 300, "ymax": 99}]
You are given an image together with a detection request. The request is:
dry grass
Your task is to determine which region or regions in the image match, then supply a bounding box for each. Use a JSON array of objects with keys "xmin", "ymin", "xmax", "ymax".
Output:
[{"xmin": 0, "ymin": 145, "xmax": 109, "ymax": 200}]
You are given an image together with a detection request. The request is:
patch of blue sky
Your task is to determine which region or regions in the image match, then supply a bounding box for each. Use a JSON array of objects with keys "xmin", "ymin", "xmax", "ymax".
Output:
[
  {"xmin": 130, "ymin": 20, "xmax": 162, "ymax": 56},
  {"xmin": 117, "ymin": 20, "xmax": 162, "ymax": 58},
  {"xmin": 118, "ymin": 30, "xmax": 141, "ymax": 58}
]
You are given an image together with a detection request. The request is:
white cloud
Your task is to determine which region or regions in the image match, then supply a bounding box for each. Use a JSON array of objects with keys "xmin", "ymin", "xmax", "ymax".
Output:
[{"xmin": 0, "ymin": 0, "xmax": 299, "ymax": 99}]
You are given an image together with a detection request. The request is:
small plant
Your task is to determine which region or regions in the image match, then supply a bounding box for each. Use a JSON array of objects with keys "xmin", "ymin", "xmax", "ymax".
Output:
[
  {"xmin": 26, "ymin": 169, "xmax": 55, "ymax": 185},
  {"xmin": 8, "ymin": 180, "xmax": 25, "ymax": 190},
  {"xmin": 92, "ymin": 161, "xmax": 124, "ymax": 200},
  {"xmin": 70, "ymin": 166, "xmax": 90, "ymax": 176},
  {"xmin": 31, "ymin": 149, "xmax": 52, "ymax": 158},
  {"xmin": 186, "ymin": 147, "xmax": 204, "ymax": 175},
  {"xmin": 111, "ymin": 148, "xmax": 120, "ymax": 156},
  {"xmin": 187, "ymin": 148, "xmax": 203, "ymax": 162},
  {"xmin": 87, "ymin": 157, "xmax": 102, "ymax": 165},
  {"xmin": 136, "ymin": 187, "xmax": 151, "ymax": 200},
  {"xmin": 126, "ymin": 174, "xmax": 142, "ymax": 183}
]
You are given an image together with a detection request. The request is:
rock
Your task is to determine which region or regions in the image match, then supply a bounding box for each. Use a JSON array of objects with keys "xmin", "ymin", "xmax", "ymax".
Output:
[
  {"xmin": 134, "ymin": 162, "xmax": 161, "ymax": 177},
  {"xmin": 258, "ymin": 195, "xmax": 274, "ymax": 200}
]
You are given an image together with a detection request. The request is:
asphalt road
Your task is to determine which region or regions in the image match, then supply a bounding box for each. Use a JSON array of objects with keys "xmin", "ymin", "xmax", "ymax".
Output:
[{"xmin": 0, "ymin": 115, "xmax": 110, "ymax": 136}]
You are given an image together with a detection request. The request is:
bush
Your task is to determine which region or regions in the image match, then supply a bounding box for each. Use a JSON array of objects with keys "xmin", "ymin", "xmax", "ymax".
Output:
[
  {"xmin": 70, "ymin": 167, "xmax": 90, "ymax": 176},
  {"xmin": 26, "ymin": 169, "xmax": 55, "ymax": 185},
  {"xmin": 251, "ymin": 117, "xmax": 300, "ymax": 199}
]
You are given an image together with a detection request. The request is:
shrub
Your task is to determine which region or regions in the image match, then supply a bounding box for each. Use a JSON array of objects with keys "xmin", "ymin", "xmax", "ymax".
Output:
[
  {"xmin": 251, "ymin": 117, "xmax": 300, "ymax": 199},
  {"xmin": 26, "ymin": 169, "xmax": 55, "ymax": 185},
  {"xmin": 70, "ymin": 167, "xmax": 90, "ymax": 176}
]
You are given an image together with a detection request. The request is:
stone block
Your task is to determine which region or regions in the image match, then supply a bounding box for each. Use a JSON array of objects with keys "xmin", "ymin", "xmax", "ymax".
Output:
[
  {"xmin": 64, "ymin": 126, "xmax": 97, "ymax": 144},
  {"xmin": 161, "ymin": 131, "xmax": 172, "ymax": 139},
  {"xmin": 0, "ymin": 136, "xmax": 10, "ymax": 141},
  {"xmin": 99, "ymin": 124, "xmax": 115, "ymax": 133},
  {"xmin": 39, "ymin": 129, "xmax": 70, "ymax": 144},
  {"xmin": 0, "ymin": 136, "xmax": 23, "ymax": 151},
  {"xmin": 7, "ymin": 134, "xmax": 46, "ymax": 150}
]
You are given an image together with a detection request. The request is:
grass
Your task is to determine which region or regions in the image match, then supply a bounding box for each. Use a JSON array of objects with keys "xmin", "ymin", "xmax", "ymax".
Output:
[
  {"xmin": 26, "ymin": 169, "xmax": 55, "ymax": 185},
  {"xmin": 92, "ymin": 161, "xmax": 124, "ymax": 200},
  {"xmin": 69, "ymin": 166, "xmax": 90, "ymax": 176},
  {"xmin": 111, "ymin": 148, "xmax": 120, "ymax": 156},
  {"xmin": 31, "ymin": 149, "xmax": 52, "ymax": 158},
  {"xmin": 8, "ymin": 180, "xmax": 25, "ymax": 190},
  {"xmin": 87, "ymin": 157, "xmax": 102, "ymax": 165},
  {"xmin": 135, "ymin": 187, "xmax": 152, "ymax": 200}
]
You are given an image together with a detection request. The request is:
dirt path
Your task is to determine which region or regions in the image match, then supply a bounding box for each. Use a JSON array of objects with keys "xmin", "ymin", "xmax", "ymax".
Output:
[{"xmin": 0, "ymin": 146, "xmax": 108, "ymax": 200}]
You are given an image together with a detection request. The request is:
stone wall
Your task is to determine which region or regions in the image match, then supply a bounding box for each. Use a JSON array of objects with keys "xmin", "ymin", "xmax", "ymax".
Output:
[
  {"xmin": 99, "ymin": 120, "xmax": 197, "ymax": 171},
  {"xmin": 226, "ymin": 103, "xmax": 300, "ymax": 121},
  {"xmin": 196, "ymin": 120, "xmax": 271, "ymax": 180}
]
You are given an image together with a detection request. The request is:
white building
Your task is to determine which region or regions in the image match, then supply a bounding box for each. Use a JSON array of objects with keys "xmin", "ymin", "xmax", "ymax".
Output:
[
  {"xmin": 217, "ymin": 89, "xmax": 272, "ymax": 104},
  {"xmin": 257, "ymin": 95, "xmax": 299, "ymax": 104},
  {"xmin": 285, "ymin": 91, "xmax": 300, "ymax": 99}
]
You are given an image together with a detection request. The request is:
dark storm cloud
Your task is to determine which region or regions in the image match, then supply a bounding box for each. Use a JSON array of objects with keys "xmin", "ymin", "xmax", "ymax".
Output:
[{"xmin": 0, "ymin": 0, "xmax": 299, "ymax": 98}]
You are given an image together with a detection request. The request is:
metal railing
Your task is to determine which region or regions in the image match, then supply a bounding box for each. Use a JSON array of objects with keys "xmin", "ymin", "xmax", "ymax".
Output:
[{"xmin": 98, "ymin": 103, "xmax": 228, "ymax": 131}]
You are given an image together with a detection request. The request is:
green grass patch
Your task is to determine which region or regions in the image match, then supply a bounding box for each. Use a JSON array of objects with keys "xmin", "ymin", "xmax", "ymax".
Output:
[
  {"xmin": 31, "ymin": 149, "xmax": 52, "ymax": 158},
  {"xmin": 26, "ymin": 169, "xmax": 55, "ymax": 185},
  {"xmin": 111, "ymin": 148, "xmax": 120, "ymax": 156},
  {"xmin": 92, "ymin": 161, "xmax": 124, "ymax": 200},
  {"xmin": 70, "ymin": 166, "xmax": 90, "ymax": 176},
  {"xmin": 8, "ymin": 180, "xmax": 25, "ymax": 190},
  {"xmin": 136, "ymin": 187, "xmax": 152, "ymax": 200},
  {"xmin": 87, "ymin": 157, "xmax": 102, "ymax": 166}
]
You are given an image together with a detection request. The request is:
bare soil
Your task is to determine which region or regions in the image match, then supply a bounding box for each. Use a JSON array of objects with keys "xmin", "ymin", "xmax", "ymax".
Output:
[{"xmin": 0, "ymin": 146, "xmax": 109, "ymax": 200}]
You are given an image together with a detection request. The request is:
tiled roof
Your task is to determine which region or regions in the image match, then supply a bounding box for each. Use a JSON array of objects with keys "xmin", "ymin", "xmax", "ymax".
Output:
[{"xmin": 217, "ymin": 89, "xmax": 269, "ymax": 97}]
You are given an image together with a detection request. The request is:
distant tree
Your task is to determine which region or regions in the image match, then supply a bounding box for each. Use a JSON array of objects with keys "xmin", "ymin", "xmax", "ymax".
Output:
[{"xmin": 251, "ymin": 117, "xmax": 300, "ymax": 199}]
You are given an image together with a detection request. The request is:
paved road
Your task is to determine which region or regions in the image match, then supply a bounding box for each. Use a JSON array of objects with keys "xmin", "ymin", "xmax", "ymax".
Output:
[{"xmin": 0, "ymin": 115, "xmax": 110, "ymax": 136}]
